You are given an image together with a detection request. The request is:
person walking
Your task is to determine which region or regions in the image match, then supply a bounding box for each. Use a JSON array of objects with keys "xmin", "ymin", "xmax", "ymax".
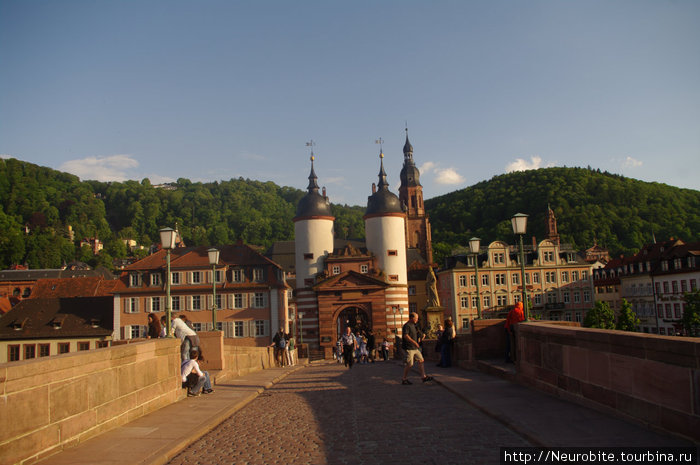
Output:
[
  {"xmin": 401, "ymin": 312, "xmax": 433, "ymax": 385},
  {"xmin": 339, "ymin": 326, "xmax": 357, "ymax": 369},
  {"xmin": 366, "ymin": 329, "xmax": 376, "ymax": 363},
  {"xmin": 505, "ymin": 301, "xmax": 525, "ymax": 363}
]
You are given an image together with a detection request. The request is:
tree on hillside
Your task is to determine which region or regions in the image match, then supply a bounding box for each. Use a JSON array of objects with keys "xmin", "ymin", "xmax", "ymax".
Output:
[
  {"xmin": 583, "ymin": 301, "xmax": 615, "ymax": 329},
  {"xmin": 615, "ymin": 298, "xmax": 639, "ymax": 332},
  {"xmin": 682, "ymin": 290, "xmax": 700, "ymax": 337}
]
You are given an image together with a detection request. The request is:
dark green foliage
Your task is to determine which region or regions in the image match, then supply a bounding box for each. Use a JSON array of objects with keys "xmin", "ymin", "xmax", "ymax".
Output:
[
  {"xmin": 615, "ymin": 298, "xmax": 640, "ymax": 332},
  {"xmin": 425, "ymin": 167, "xmax": 700, "ymax": 260},
  {"xmin": 682, "ymin": 290, "xmax": 700, "ymax": 337},
  {"xmin": 583, "ymin": 301, "xmax": 616, "ymax": 329},
  {"xmin": 0, "ymin": 159, "xmax": 365, "ymax": 270}
]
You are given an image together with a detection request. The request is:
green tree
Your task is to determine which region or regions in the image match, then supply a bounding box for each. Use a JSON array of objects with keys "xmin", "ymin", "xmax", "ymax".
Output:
[
  {"xmin": 615, "ymin": 298, "xmax": 640, "ymax": 332},
  {"xmin": 682, "ymin": 290, "xmax": 700, "ymax": 337},
  {"xmin": 583, "ymin": 301, "xmax": 616, "ymax": 329}
]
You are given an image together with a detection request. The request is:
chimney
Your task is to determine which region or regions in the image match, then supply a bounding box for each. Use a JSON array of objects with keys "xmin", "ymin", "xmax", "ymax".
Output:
[{"xmin": 532, "ymin": 236, "xmax": 537, "ymax": 250}]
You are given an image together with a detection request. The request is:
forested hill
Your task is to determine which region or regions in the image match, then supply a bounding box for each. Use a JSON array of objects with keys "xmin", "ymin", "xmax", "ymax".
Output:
[
  {"xmin": 1, "ymin": 159, "xmax": 698, "ymax": 270},
  {"xmin": 0, "ymin": 158, "xmax": 364, "ymax": 269},
  {"xmin": 425, "ymin": 167, "xmax": 700, "ymax": 259}
]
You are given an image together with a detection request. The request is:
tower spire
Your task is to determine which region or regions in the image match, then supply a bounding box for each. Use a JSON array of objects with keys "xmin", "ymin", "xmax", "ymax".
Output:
[
  {"xmin": 305, "ymin": 140, "xmax": 319, "ymax": 193},
  {"xmin": 403, "ymin": 125, "xmax": 414, "ymax": 161},
  {"xmin": 375, "ymin": 138, "xmax": 389, "ymax": 190}
]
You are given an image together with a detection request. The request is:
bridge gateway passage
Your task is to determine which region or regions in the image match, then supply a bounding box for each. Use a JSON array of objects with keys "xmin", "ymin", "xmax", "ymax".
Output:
[{"xmin": 167, "ymin": 361, "xmax": 531, "ymax": 465}]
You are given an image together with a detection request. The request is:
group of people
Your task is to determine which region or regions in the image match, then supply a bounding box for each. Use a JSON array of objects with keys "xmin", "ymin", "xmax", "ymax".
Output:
[
  {"xmin": 336, "ymin": 328, "xmax": 391, "ymax": 368},
  {"xmin": 146, "ymin": 313, "xmax": 212, "ymax": 397},
  {"xmin": 271, "ymin": 328, "xmax": 296, "ymax": 367}
]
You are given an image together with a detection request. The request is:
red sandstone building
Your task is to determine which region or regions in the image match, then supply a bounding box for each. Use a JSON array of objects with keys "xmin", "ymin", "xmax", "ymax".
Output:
[{"xmin": 114, "ymin": 242, "xmax": 289, "ymax": 345}]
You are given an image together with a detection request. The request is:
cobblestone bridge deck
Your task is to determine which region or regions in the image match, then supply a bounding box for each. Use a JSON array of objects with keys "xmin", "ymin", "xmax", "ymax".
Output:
[{"xmin": 38, "ymin": 360, "xmax": 692, "ymax": 465}]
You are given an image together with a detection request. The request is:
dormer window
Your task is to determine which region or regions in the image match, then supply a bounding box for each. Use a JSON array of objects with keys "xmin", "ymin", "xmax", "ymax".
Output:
[
  {"xmin": 150, "ymin": 273, "xmax": 161, "ymax": 286},
  {"xmin": 11, "ymin": 318, "xmax": 28, "ymax": 330},
  {"xmin": 129, "ymin": 273, "xmax": 141, "ymax": 287},
  {"xmin": 51, "ymin": 315, "xmax": 66, "ymax": 329},
  {"xmin": 253, "ymin": 268, "xmax": 264, "ymax": 282},
  {"xmin": 661, "ymin": 261, "xmax": 669, "ymax": 271}
]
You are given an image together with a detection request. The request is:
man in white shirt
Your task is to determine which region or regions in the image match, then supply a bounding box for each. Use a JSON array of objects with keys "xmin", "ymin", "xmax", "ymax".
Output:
[
  {"xmin": 181, "ymin": 349, "xmax": 213, "ymax": 397},
  {"xmin": 171, "ymin": 315, "xmax": 199, "ymax": 362}
]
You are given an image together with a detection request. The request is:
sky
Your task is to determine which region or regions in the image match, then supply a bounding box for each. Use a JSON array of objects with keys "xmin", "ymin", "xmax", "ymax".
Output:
[{"xmin": 1, "ymin": 1, "xmax": 698, "ymax": 207}]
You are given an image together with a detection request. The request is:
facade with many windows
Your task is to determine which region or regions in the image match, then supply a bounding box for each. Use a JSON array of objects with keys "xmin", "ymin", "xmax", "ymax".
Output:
[
  {"xmin": 594, "ymin": 239, "xmax": 700, "ymax": 335},
  {"xmin": 114, "ymin": 243, "xmax": 289, "ymax": 345},
  {"xmin": 438, "ymin": 239, "xmax": 595, "ymax": 330}
]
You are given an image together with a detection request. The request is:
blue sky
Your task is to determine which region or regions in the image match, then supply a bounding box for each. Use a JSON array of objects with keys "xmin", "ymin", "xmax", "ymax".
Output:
[{"xmin": 1, "ymin": 1, "xmax": 698, "ymax": 206}]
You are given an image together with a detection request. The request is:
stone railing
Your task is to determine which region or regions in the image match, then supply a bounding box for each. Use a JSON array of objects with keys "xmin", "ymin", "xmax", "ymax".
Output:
[
  {"xmin": 0, "ymin": 338, "xmax": 182, "ymax": 465},
  {"xmin": 0, "ymin": 334, "xmax": 284, "ymax": 465},
  {"xmin": 515, "ymin": 322, "xmax": 700, "ymax": 442}
]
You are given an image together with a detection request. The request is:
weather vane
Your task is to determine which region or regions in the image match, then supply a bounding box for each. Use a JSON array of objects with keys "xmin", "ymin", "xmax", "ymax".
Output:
[
  {"xmin": 306, "ymin": 140, "xmax": 315, "ymax": 160},
  {"xmin": 375, "ymin": 137, "xmax": 384, "ymax": 155}
]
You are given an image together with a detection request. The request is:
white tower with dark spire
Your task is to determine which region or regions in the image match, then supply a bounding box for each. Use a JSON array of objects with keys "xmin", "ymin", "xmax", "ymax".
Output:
[
  {"xmin": 364, "ymin": 147, "xmax": 409, "ymax": 333},
  {"xmin": 294, "ymin": 152, "xmax": 335, "ymax": 289}
]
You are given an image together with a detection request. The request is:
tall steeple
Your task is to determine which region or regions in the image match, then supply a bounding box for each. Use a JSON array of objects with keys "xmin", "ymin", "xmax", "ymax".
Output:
[{"xmin": 398, "ymin": 128, "xmax": 433, "ymax": 264}]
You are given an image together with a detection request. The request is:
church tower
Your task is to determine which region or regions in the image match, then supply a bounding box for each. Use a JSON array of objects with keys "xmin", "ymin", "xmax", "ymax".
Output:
[
  {"xmin": 293, "ymin": 152, "xmax": 334, "ymax": 346},
  {"xmin": 545, "ymin": 204, "xmax": 560, "ymax": 246},
  {"xmin": 364, "ymin": 148, "xmax": 409, "ymax": 333},
  {"xmin": 398, "ymin": 129, "xmax": 433, "ymax": 264}
]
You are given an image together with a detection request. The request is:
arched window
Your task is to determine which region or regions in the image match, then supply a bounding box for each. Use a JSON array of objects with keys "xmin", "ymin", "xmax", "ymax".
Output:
[{"xmin": 22, "ymin": 287, "xmax": 31, "ymax": 298}]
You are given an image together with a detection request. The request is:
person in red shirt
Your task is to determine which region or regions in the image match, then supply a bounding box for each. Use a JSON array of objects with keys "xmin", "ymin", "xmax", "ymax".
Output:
[{"xmin": 505, "ymin": 301, "xmax": 525, "ymax": 363}]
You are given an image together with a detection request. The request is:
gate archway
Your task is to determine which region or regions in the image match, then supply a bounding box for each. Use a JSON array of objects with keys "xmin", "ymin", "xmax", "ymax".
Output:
[{"xmin": 336, "ymin": 306, "xmax": 371, "ymax": 339}]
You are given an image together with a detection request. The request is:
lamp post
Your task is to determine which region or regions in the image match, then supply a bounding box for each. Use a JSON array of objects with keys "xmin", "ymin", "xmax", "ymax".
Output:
[
  {"xmin": 511, "ymin": 213, "xmax": 529, "ymax": 321},
  {"xmin": 159, "ymin": 227, "xmax": 177, "ymax": 337},
  {"xmin": 298, "ymin": 311, "xmax": 304, "ymax": 344},
  {"xmin": 207, "ymin": 247, "xmax": 220, "ymax": 330},
  {"xmin": 469, "ymin": 237, "xmax": 482, "ymax": 320}
]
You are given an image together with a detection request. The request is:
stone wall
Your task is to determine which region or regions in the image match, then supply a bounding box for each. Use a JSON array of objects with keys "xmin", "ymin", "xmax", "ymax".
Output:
[
  {"xmin": 516, "ymin": 322, "xmax": 700, "ymax": 442},
  {"xmin": 0, "ymin": 338, "xmax": 183, "ymax": 465},
  {"xmin": 218, "ymin": 338, "xmax": 277, "ymax": 381}
]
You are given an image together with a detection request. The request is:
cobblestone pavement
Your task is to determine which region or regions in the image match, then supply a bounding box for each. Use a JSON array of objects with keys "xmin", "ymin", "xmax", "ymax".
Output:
[{"xmin": 167, "ymin": 361, "xmax": 532, "ymax": 465}]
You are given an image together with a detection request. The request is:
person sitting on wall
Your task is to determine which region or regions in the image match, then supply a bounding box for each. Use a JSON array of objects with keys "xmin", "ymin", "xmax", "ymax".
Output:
[{"xmin": 181, "ymin": 348, "xmax": 213, "ymax": 397}]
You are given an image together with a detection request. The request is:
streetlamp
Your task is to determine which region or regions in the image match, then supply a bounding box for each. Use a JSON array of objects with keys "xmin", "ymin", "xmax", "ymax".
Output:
[
  {"xmin": 207, "ymin": 247, "xmax": 220, "ymax": 330},
  {"xmin": 159, "ymin": 227, "xmax": 177, "ymax": 337},
  {"xmin": 469, "ymin": 237, "xmax": 482, "ymax": 320},
  {"xmin": 511, "ymin": 213, "xmax": 529, "ymax": 321},
  {"xmin": 298, "ymin": 311, "xmax": 304, "ymax": 344}
]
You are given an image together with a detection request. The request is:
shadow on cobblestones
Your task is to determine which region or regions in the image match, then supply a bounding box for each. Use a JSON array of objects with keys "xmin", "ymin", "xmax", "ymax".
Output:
[{"xmin": 167, "ymin": 361, "xmax": 531, "ymax": 465}]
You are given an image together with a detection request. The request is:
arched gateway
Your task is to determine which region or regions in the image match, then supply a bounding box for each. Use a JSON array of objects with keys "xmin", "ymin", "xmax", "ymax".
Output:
[{"xmin": 335, "ymin": 306, "xmax": 371, "ymax": 339}]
